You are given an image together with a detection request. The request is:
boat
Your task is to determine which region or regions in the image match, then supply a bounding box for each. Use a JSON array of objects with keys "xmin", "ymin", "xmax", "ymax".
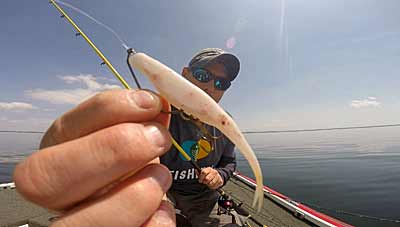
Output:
[{"xmin": 0, "ymin": 172, "xmax": 353, "ymax": 227}]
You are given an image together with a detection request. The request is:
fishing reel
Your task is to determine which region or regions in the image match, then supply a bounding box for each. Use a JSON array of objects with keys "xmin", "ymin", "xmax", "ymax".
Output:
[
  {"xmin": 218, "ymin": 194, "xmax": 235, "ymax": 214},
  {"xmin": 218, "ymin": 194, "xmax": 249, "ymax": 216},
  {"xmin": 217, "ymin": 192, "xmax": 251, "ymax": 227}
]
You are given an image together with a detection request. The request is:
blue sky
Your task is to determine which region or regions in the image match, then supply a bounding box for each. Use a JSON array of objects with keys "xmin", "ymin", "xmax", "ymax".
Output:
[{"xmin": 1, "ymin": 0, "xmax": 399, "ymax": 131}]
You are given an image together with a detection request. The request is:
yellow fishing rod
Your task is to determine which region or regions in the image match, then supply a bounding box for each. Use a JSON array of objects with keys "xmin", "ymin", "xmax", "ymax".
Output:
[
  {"xmin": 49, "ymin": 0, "xmax": 130, "ymax": 89},
  {"xmin": 48, "ymin": 0, "xmax": 191, "ymax": 165}
]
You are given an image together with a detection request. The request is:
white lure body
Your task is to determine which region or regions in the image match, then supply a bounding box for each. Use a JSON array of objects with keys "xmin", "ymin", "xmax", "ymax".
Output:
[{"xmin": 129, "ymin": 52, "xmax": 264, "ymax": 211}]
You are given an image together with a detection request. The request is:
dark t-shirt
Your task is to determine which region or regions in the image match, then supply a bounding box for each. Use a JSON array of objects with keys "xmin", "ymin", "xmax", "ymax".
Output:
[{"xmin": 160, "ymin": 112, "xmax": 236, "ymax": 196}]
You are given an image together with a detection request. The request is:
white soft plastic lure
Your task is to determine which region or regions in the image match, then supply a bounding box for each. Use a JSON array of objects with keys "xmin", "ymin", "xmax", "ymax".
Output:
[{"xmin": 129, "ymin": 52, "xmax": 264, "ymax": 211}]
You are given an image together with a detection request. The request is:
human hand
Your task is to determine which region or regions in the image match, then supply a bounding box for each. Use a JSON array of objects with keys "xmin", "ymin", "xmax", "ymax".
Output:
[
  {"xmin": 198, "ymin": 167, "xmax": 224, "ymax": 190},
  {"xmin": 13, "ymin": 89, "xmax": 176, "ymax": 227}
]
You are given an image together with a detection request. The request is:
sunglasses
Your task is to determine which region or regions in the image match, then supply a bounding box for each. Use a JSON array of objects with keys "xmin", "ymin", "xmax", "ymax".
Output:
[{"xmin": 190, "ymin": 68, "xmax": 231, "ymax": 91}]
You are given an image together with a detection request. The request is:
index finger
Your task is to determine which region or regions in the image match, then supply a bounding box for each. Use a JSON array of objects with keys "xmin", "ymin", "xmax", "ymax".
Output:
[
  {"xmin": 198, "ymin": 167, "xmax": 212, "ymax": 184},
  {"xmin": 41, "ymin": 89, "xmax": 170, "ymax": 148}
]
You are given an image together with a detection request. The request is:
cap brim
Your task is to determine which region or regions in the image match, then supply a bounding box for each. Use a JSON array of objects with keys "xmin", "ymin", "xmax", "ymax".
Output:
[
  {"xmin": 210, "ymin": 53, "xmax": 240, "ymax": 81},
  {"xmin": 193, "ymin": 53, "xmax": 240, "ymax": 81}
]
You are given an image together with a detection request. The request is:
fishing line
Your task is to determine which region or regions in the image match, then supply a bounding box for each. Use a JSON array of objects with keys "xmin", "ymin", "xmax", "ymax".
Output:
[
  {"xmin": 50, "ymin": 0, "xmax": 142, "ymax": 89},
  {"xmin": 242, "ymin": 123, "xmax": 400, "ymax": 134},
  {"xmin": 54, "ymin": 0, "xmax": 142, "ymax": 88},
  {"xmin": 54, "ymin": 0, "xmax": 130, "ymax": 50},
  {"xmin": 127, "ymin": 48, "xmax": 141, "ymax": 89},
  {"xmin": 2, "ymin": 123, "xmax": 400, "ymax": 134}
]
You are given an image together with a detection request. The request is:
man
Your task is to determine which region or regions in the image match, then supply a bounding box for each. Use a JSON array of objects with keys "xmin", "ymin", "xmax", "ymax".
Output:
[{"xmin": 160, "ymin": 48, "xmax": 240, "ymax": 227}]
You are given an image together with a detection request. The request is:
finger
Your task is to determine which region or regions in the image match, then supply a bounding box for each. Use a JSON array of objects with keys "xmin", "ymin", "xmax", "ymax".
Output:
[
  {"xmin": 198, "ymin": 168, "xmax": 211, "ymax": 184},
  {"xmin": 85, "ymin": 157, "xmax": 162, "ymax": 201},
  {"xmin": 201, "ymin": 168, "xmax": 216, "ymax": 184},
  {"xmin": 141, "ymin": 200, "xmax": 176, "ymax": 227},
  {"xmin": 14, "ymin": 122, "xmax": 171, "ymax": 211},
  {"xmin": 40, "ymin": 89, "xmax": 169, "ymax": 148},
  {"xmin": 153, "ymin": 96, "xmax": 171, "ymax": 128},
  {"xmin": 208, "ymin": 178, "xmax": 217, "ymax": 189},
  {"xmin": 209, "ymin": 177, "xmax": 222, "ymax": 190},
  {"xmin": 203, "ymin": 171, "xmax": 216, "ymax": 185},
  {"xmin": 199, "ymin": 167, "xmax": 213, "ymax": 184},
  {"xmin": 52, "ymin": 164, "xmax": 172, "ymax": 227}
]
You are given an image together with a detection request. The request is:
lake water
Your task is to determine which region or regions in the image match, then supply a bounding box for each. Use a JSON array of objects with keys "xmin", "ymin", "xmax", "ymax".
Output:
[{"xmin": 1, "ymin": 127, "xmax": 400, "ymax": 227}]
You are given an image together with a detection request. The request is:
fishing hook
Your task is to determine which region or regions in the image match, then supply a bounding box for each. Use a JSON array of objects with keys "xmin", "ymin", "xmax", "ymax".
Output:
[{"xmin": 126, "ymin": 48, "xmax": 142, "ymax": 89}]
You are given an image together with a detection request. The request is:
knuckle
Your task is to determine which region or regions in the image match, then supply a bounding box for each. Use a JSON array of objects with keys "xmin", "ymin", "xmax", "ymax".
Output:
[
  {"xmin": 40, "ymin": 117, "xmax": 68, "ymax": 148},
  {"xmin": 91, "ymin": 89, "xmax": 126, "ymax": 108},
  {"xmin": 91, "ymin": 90, "xmax": 112, "ymax": 106},
  {"xmin": 89, "ymin": 90, "xmax": 122, "ymax": 111},
  {"xmin": 100, "ymin": 124, "xmax": 146, "ymax": 165},
  {"xmin": 53, "ymin": 117, "xmax": 69, "ymax": 142}
]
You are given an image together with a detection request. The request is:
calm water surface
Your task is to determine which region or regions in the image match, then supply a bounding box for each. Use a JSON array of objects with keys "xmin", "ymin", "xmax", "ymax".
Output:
[
  {"xmin": 1, "ymin": 128, "xmax": 399, "ymax": 227},
  {"xmin": 238, "ymin": 127, "xmax": 400, "ymax": 227}
]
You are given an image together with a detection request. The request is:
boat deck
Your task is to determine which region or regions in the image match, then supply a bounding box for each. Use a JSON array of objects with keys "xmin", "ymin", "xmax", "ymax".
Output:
[
  {"xmin": 0, "ymin": 178, "xmax": 315, "ymax": 227},
  {"xmin": 0, "ymin": 183, "xmax": 51, "ymax": 227},
  {"xmin": 224, "ymin": 176, "xmax": 314, "ymax": 227}
]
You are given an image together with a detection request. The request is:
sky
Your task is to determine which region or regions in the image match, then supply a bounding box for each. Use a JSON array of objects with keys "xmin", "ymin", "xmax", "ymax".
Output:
[{"xmin": 1, "ymin": 0, "xmax": 400, "ymax": 132}]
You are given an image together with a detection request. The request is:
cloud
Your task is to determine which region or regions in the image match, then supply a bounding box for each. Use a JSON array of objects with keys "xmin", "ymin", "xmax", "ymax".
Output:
[
  {"xmin": 0, "ymin": 102, "xmax": 37, "ymax": 111},
  {"xmin": 59, "ymin": 75, "xmax": 119, "ymax": 90},
  {"xmin": 26, "ymin": 74, "xmax": 121, "ymax": 105},
  {"xmin": 350, "ymin": 97, "xmax": 381, "ymax": 108}
]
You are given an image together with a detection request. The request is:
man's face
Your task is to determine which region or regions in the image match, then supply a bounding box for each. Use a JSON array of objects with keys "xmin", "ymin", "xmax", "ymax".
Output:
[{"xmin": 182, "ymin": 62, "xmax": 229, "ymax": 103}]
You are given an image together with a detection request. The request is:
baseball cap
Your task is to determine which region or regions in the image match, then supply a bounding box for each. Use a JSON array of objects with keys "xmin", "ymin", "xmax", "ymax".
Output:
[{"xmin": 188, "ymin": 48, "xmax": 240, "ymax": 81}]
